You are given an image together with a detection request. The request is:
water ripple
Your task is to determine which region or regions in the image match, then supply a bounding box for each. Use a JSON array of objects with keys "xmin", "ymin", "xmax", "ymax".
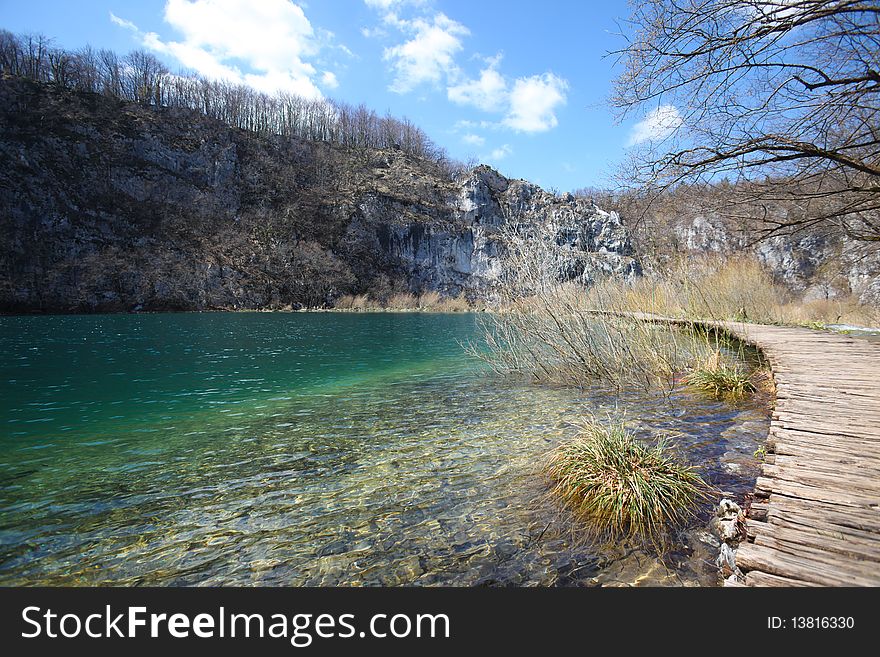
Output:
[{"xmin": 0, "ymin": 313, "xmax": 767, "ymax": 586}]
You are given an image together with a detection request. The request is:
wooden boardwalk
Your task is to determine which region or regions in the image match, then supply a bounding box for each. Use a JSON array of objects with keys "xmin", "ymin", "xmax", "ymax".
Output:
[{"xmin": 716, "ymin": 322, "xmax": 880, "ymax": 586}]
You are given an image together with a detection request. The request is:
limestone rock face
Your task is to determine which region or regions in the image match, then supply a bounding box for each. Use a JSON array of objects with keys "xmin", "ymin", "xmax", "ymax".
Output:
[
  {"xmin": 358, "ymin": 166, "xmax": 640, "ymax": 298},
  {"xmin": 675, "ymin": 213, "xmax": 880, "ymax": 306},
  {"xmin": 0, "ymin": 78, "xmax": 639, "ymax": 311}
]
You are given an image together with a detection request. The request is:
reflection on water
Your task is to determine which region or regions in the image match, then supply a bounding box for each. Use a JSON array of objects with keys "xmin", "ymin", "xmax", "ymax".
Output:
[{"xmin": 0, "ymin": 312, "xmax": 767, "ymax": 586}]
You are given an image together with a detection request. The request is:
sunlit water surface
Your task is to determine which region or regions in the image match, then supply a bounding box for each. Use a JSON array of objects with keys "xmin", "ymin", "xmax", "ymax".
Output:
[{"xmin": 0, "ymin": 313, "xmax": 767, "ymax": 586}]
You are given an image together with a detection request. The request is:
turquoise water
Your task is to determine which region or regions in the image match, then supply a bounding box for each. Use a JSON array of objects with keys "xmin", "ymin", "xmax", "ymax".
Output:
[{"xmin": 0, "ymin": 312, "xmax": 766, "ymax": 586}]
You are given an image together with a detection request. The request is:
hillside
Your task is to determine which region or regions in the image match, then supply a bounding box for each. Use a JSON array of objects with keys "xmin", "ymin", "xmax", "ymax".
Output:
[
  {"xmin": 581, "ymin": 186, "xmax": 880, "ymax": 308},
  {"xmin": 0, "ymin": 76, "xmax": 637, "ymax": 312}
]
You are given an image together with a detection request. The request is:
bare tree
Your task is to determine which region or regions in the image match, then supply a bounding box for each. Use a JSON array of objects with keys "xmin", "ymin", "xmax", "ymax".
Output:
[
  {"xmin": 0, "ymin": 30, "xmax": 24, "ymax": 75},
  {"xmin": 123, "ymin": 50, "xmax": 167, "ymax": 105},
  {"xmin": 0, "ymin": 29, "xmax": 453, "ymax": 167},
  {"xmin": 612, "ymin": 0, "xmax": 880, "ymax": 240},
  {"xmin": 98, "ymin": 48, "xmax": 123, "ymax": 98}
]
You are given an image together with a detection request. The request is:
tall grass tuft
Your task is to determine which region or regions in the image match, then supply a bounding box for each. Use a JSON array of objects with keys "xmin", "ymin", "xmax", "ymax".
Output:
[
  {"xmin": 684, "ymin": 350, "xmax": 756, "ymax": 399},
  {"xmin": 547, "ymin": 417, "xmax": 712, "ymax": 549},
  {"xmin": 475, "ymin": 219, "xmax": 725, "ymax": 389}
]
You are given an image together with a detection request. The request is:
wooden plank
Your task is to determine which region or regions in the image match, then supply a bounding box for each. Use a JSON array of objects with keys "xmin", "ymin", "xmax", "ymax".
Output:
[
  {"xmin": 735, "ymin": 543, "xmax": 879, "ymax": 586},
  {"xmin": 760, "ymin": 464, "xmax": 880, "ymax": 494},
  {"xmin": 716, "ymin": 320, "xmax": 880, "ymax": 588},
  {"xmin": 767, "ymin": 513, "xmax": 880, "ymax": 547},
  {"xmin": 747, "ymin": 502, "xmax": 769, "ymax": 521},
  {"xmin": 772, "ymin": 454, "xmax": 880, "ymax": 473},
  {"xmin": 750, "ymin": 535, "xmax": 880, "ymax": 584},
  {"xmin": 752, "ymin": 521, "xmax": 880, "ymax": 562},
  {"xmin": 767, "ymin": 497, "xmax": 880, "ymax": 533},
  {"xmin": 755, "ymin": 477, "xmax": 878, "ymax": 507},
  {"xmin": 775, "ymin": 421, "xmax": 877, "ymax": 442},
  {"xmin": 768, "ymin": 439, "xmax": 880, "ymax": 465},
  {"xmin": 744, "ymin": 571, "xmax": 819, "ymax": 587}
]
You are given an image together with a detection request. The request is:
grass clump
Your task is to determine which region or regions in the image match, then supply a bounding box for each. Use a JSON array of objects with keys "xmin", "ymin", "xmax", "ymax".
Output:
[
  {"xmin": 684, "ymin": 350, "xmax": 755, "ymax": 399},
  {"xmin": 547, "ymin": 417, "xmax": 712, "ymax": 549}
]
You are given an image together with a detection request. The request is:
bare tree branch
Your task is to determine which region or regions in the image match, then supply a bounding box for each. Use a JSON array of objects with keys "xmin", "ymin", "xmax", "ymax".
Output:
[{"xmin": 611, "ymin": 0, "xmax": 880, "ymax": 239}]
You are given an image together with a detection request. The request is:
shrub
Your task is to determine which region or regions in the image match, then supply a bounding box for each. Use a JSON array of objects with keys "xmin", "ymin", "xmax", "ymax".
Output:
[
  {"xmin": 335, "ymin": 293, "xmax": 369, "ymax": 310},
  {"xmin": 418, "ymin": 291, "xmax": 442, "ymax": 308},
  {"xmin": 384, "ymin": 292, "xmax": 420, "ymax": 309},
  {"xmin": 434, "ymin": 294, "xmax": 473, "ymax": 312}
]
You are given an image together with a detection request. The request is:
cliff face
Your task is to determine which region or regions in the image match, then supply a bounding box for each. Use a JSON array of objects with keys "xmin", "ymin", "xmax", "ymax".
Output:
[
  {"xmin": 674, "ymin": 215, "xmax": 880, "ymax": 305},
  {"xmin": 357, "ymin": 167, "xmax": 638, "ymax": 297},
  {"xmin": 0, "ymin": 77, "xmax": 637, "ymax": 312}
]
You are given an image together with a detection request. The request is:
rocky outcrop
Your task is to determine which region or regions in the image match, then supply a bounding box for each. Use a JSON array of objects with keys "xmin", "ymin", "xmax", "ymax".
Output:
[
  {"xmin": 354, "ymin": 167, "xmax": 638, "ymax": 298},
  {"xmin": 675, "ymin": 213, "xmax": 880, "ymax": 306},
  {"xmin": 0, "ymin": 77, "xmax": 638, "ymax": 312}
]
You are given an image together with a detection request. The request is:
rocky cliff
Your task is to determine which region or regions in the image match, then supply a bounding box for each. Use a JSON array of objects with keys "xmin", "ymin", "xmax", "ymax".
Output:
[
  {"xmin": 673, "ymin": 213, "xmax": 880, "ymax": 306},
  {"xmin": 0, "ymin": 77, "xmax": 637, "ymax": 312}
]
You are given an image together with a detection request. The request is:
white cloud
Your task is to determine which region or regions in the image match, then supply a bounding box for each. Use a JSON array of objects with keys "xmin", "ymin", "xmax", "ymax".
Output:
[
  {"xmin": 321, "ymin": 71, "xmax": 339, "ymax": 89},
  {"xmin": 383, "ymin": 13, "xmax": 468, "ymax": 93},
  {"xmin": 109, "ymin": 12, "xmax": 138, "ymax": 31},
  {"xmin": 502, "ymin": 73, "xmax": 568, "ymax": 133},
  {"xmin": 361, "ymin": 25, "xmax": 386, "ymax": 38},
  {"xmin": 486, "ymin": 144, "xmax": 512, "ymax": 161},
  {"xmin": 627, "ymin": 104, "xmax": 683, "ymax": 145},
  {"xmin": 365, "ymin": 3, "xmax": 568, "ymax": 134},
  {"xmin": 454, "ymin": 119, "xmax": 494, "ymax": 131},
  {"xmin": 142, "ymin": 31, "xmax": 240, "ymax": 80},
  {"xmin": 121, "ymin": 0, "xmax": 329, "ymax": 98},
  {"xmin": 447, "ymin": 61, "xmax": 507, "ymax": 112},
  {"xmin": 449, "ymin": 58, "xmax": 569, "ymax": 134},
  {"xmin": 364, "ymin": 0, "xmax": 426, "ymax": 8},
  {"xmin": 462, "ymin": 133, "xmax": 485, "ymax": 146}
]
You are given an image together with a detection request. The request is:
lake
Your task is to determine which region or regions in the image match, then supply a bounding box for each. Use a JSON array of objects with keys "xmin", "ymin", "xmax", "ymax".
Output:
[{"xmin": 0, "ymin": 312, "xmax": 766, "ymax": 586}]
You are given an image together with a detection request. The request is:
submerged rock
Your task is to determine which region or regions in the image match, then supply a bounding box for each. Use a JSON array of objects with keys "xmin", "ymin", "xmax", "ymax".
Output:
[{"xmin": 715, "ymin": 542, "xmax": 737, "ymax": 574}]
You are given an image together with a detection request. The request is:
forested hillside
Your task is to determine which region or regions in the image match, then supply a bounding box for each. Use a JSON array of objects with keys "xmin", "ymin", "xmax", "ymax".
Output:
[{"xmin": 0, "ymin": 73, "xmax": 636, "ymax": 312}]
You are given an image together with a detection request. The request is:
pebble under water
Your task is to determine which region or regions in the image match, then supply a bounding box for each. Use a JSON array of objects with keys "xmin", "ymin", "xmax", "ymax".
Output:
[{"xmin": 0, "ymin": 312, "xmax": 767, "ymax": 586}]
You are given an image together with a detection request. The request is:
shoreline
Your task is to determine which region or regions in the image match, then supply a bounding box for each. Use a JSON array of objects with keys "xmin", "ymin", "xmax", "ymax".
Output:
[
  {"xmin": 3, "ymin": 307, "xmax": 879, "ymax": 335},
  {"xmin": 0, "ymin": 306, "xmax": 484, "ymax": 317}
]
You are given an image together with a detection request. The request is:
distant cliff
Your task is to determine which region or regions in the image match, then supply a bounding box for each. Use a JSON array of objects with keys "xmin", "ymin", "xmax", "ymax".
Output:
[
  {"xmin": 0, "ymin": 76, "xmax": 638, "ymax": 312},
  {"xmin": 608, "ymin": 187, "xmax": 880, "ymax": 307}
]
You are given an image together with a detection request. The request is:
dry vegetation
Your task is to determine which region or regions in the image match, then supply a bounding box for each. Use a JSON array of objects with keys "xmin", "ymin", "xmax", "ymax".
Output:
[
  {"xmin": 476, "ymin": 222, "xmax": 774, "ymax": 392},
  {"xmin": 478, "ymin": 226, "xmax": 875, "ymax": 395},
  {"xmin": 587, "ymin": 255, "xmax": 880, "ymax": 328},
  {"xmin": 334, "ymin": 291, "xmax": 476, "ymax": 312}
]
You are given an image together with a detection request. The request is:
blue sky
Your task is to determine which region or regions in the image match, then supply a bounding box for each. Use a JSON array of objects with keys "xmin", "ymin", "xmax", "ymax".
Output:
[{"xmin": 0, "ymin": 0, "xmax": 670, "ymax": 192}]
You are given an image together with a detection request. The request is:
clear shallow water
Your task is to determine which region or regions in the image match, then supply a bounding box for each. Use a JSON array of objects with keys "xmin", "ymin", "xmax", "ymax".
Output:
[{"xmin": 0, "ymin": 312, "xmax": 767, "ymax": 586}]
